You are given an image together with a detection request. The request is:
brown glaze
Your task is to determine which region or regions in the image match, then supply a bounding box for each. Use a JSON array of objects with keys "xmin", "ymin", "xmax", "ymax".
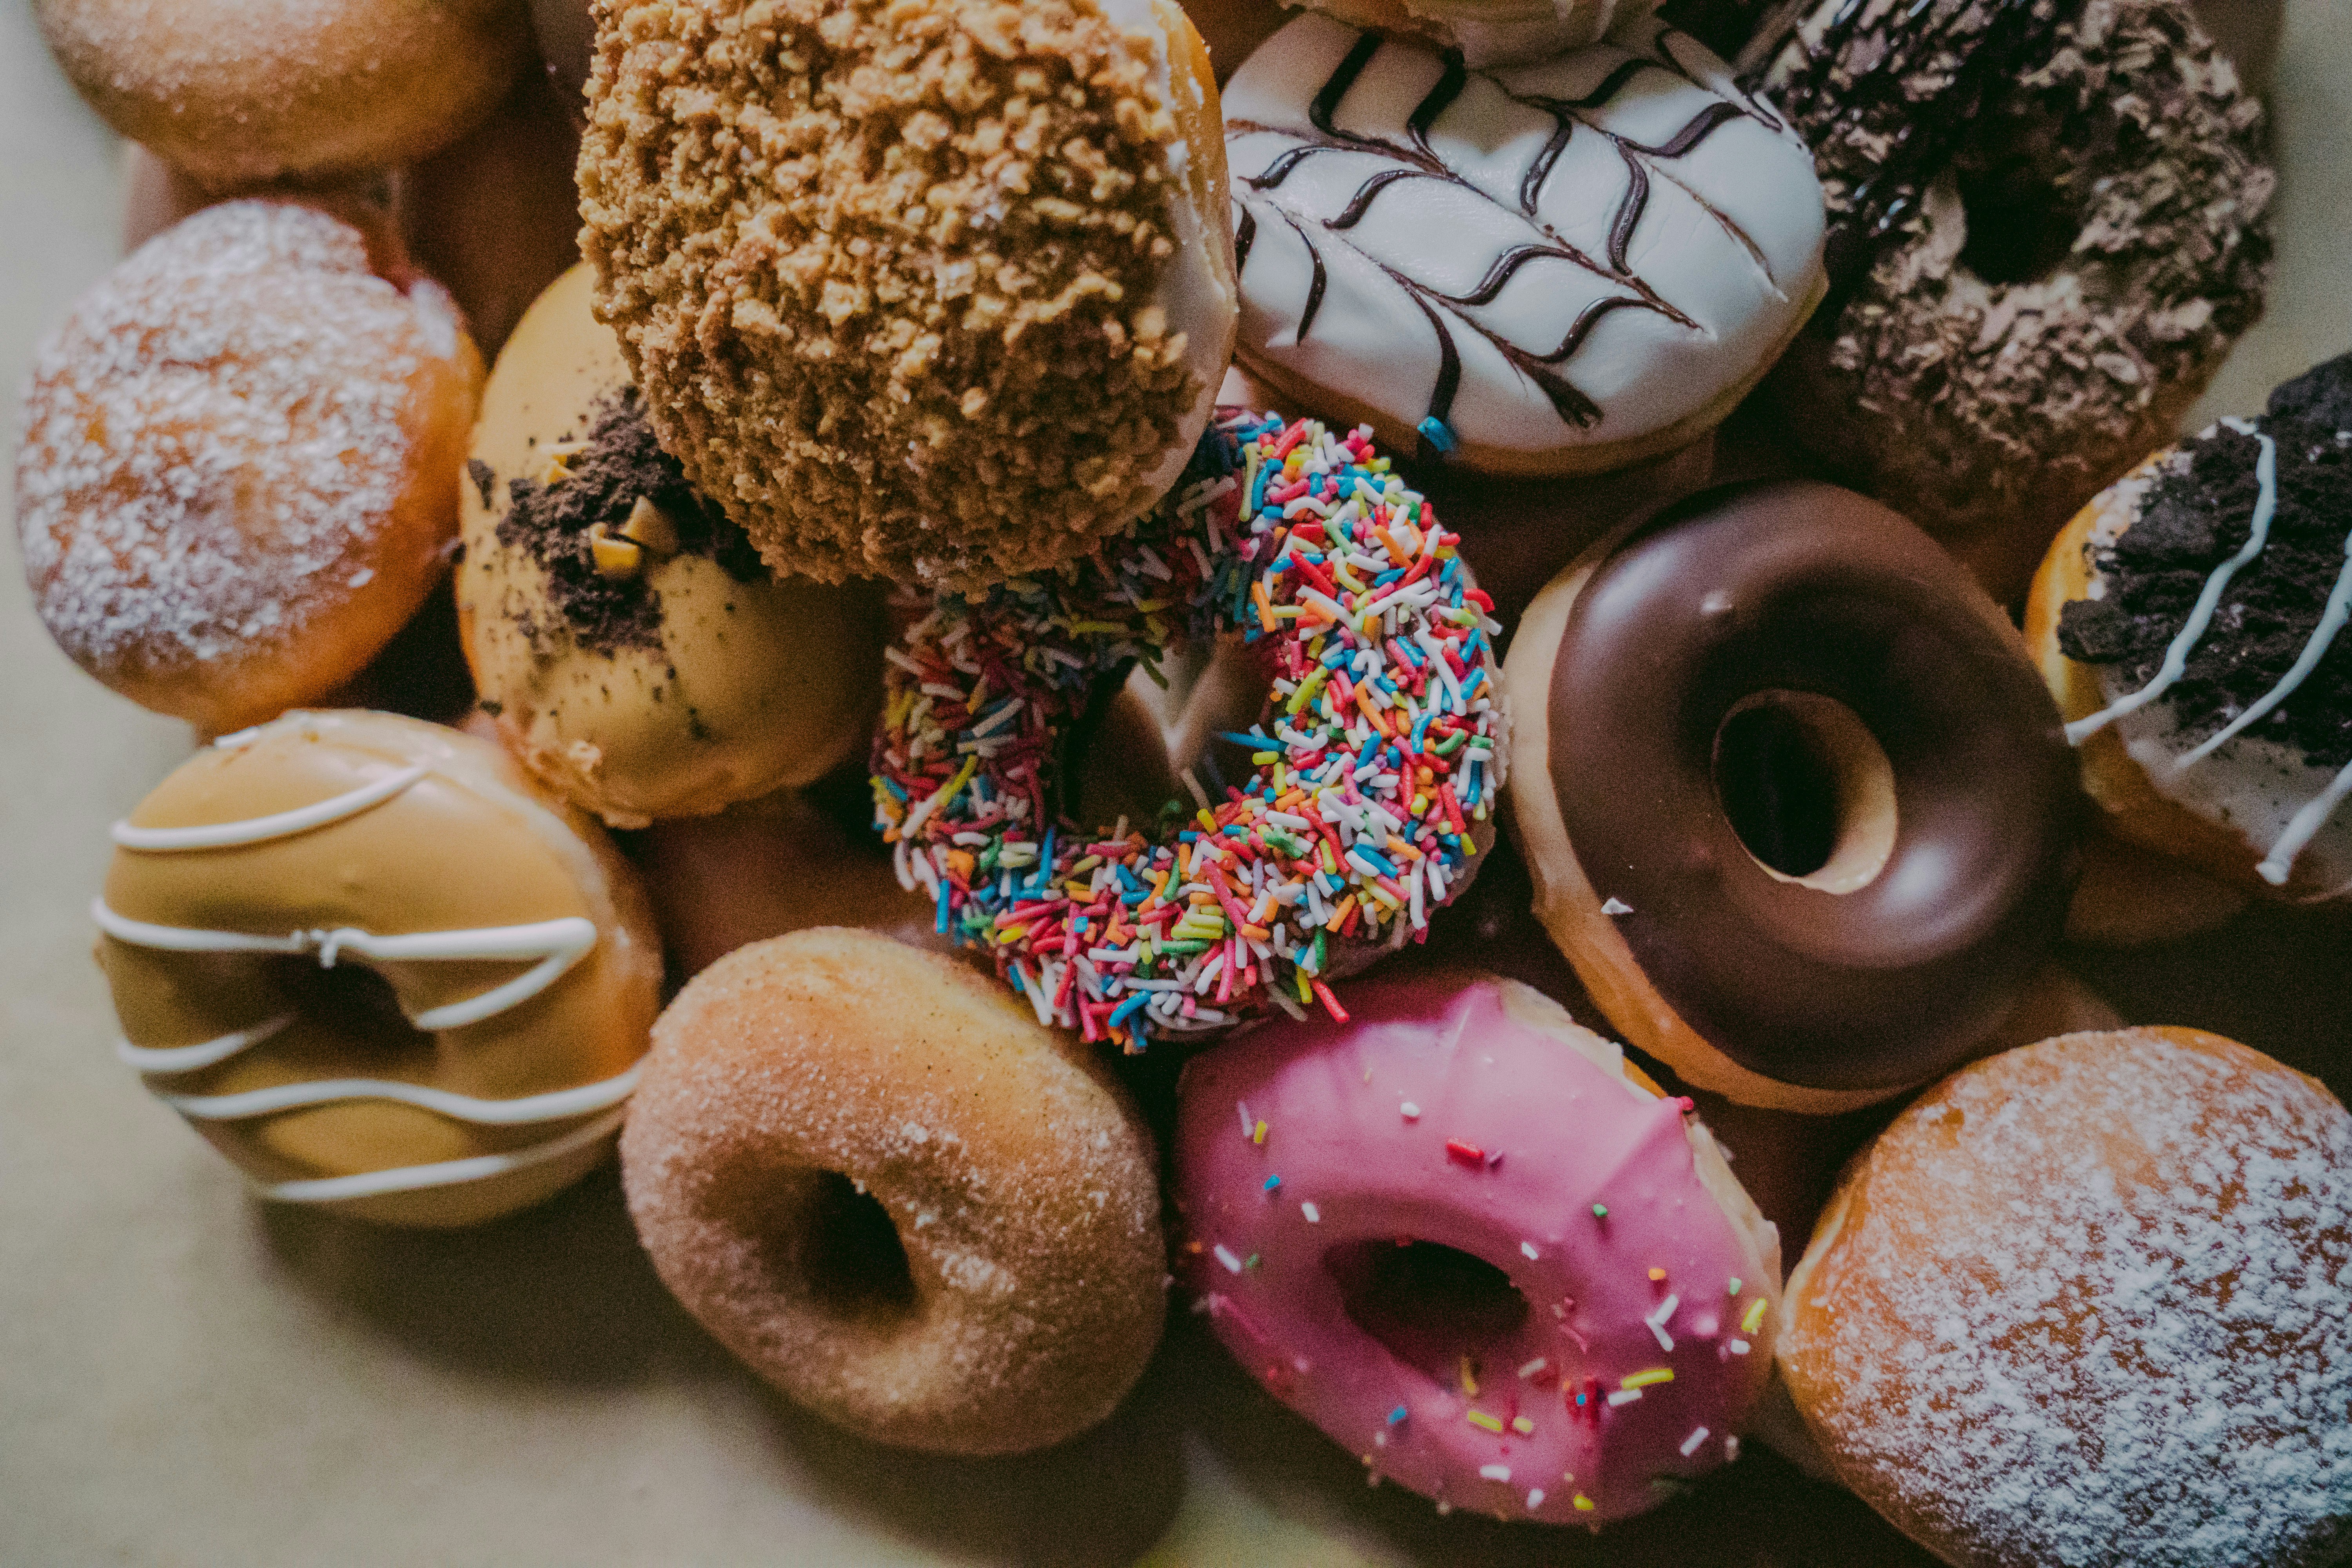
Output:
[{"xmin": 1545, "ymin": 480, "xmax": 2081, "ymax": 1093}]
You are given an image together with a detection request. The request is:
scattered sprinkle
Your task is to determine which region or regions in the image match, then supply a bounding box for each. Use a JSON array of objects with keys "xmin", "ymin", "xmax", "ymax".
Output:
[
  {"xmin": 1213, "ymin": 1244, "xmax": 1243, "ymax": 1274},
  {"xmin": 1648, "ymin": 1267, "xmax": 1668, "ymax": 1282},
  {"xmin": 1479, "ymin": 1463, "xmax": 1511, "ymax": 1483},
  {"xmin": 1680, "ymin": 1426, "xmax": 1711, "ymax": 1458},
  {"xmin": 1446, "ymin": 1139, "xmax": 1484, "ymax": 1165},
  {"xmin": 1400, "ymin": 1102, "xmax": 1422, "ymax": 1120},
  {"xmin": 1646, "ymin": 1294, "xmax": 1680, "ymax": 1352},
  {"xmin": 1607, "ymin": 1388, "xmax": 1644, "ymax": 1407},
  {"xmin": 1518, "ymin": 1357, "xmax": 1549, "ymax": 1380},
  {"xmin": 1521, "ymin": 1241, "xmax": 1540, "ymax": 1260},
  {"xmin": 1526, "ymin": 1488, "xmax": 1545, "ymax": 1510},
  {"xmin": 1621, "ymin": 1368, "xmax": 1675, "ymax": 1390},
  {"xmin": 1512, "ymin": 1416, "xmax": 1536, "ymax": 1436},
  {"xmin": 1301, "ymin": 1201, "xmax": 1321, "ymax": 1223},
  {"xmin": 1727, "ymin": 1277, "xmax": 1742, "ymax": 1297},
  {"xmin": 1574, "ymin": 1494, "xmax": 1596, "ymax": 1512},
  {"xmin": 1263, "ymin": 1174, "xmax": 1281, "ymax": 1192},
  {"xmin": 1741, "ymin": 1296, "xmax": 1769, "ymax": 1335},
  {"xmin": 1728, "ymin": 1339, "xmax": 1751, "ymax": 1355},
  {"xmin": 1386, "ymin": 1404, "xmax": 1409, "ymax": 1426},
  {"xmin": 1601, "ymin": 897, "xmax": 1633, "ymax": 915},
  {"xmin": 1592, "ymin": 1203, "xmax": 1610, "ymax": 1219},
  {"xmin": 1466, "ymin": 1410, "xmax": 1504, "ymax": 1434}
]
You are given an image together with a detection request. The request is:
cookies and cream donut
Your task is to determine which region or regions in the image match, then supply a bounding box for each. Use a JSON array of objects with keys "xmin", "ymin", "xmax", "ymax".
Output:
[
  {"xmin": 1504, "ymin": 481, "xmax": 2081, "ymax": 1112},
  {"xmin": 1779, "ymin": 1028, "xmax": 2352, "ymax": 1567},
  {"xmin": 94, "ymin": 710, "xmax": 663, "ymax": 1228},
  {"xmin": 459, "ymin": 264, "xmax": 886, "ymax": 829},
  {"xmin": 621, "ymin": 928, "xmax": 1167, "ymax": 1455},
  {"xmin": 2025, "ymin": 395, "xmax": 2352, "ymax": 902},
  {"xmin": 1222, "ymin": 15, "xmax": 1826, "ymax": 476},
  {"xmin": 37, "ymin": 0, "xmax": 533, "ymax": 191},
  {"xmin": 579, "ymin": 0, "xmax": 1239, "ymax": 587},
  {"xmin": 16, "ymin": 200, "xmax": 484, "ymax": 737}
]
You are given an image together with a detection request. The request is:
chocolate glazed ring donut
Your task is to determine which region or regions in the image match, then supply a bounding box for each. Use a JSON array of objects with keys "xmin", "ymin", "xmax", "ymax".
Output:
[{"xmin": 1504, "ymin": 480, "xmax": 2082, "ymax": 1112}]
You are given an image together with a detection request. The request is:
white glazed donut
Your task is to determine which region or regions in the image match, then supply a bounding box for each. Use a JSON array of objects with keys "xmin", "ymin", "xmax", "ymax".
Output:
[{"xmin": 1222, "ymin": 15, "xmax": 1826, "ymax": 476}]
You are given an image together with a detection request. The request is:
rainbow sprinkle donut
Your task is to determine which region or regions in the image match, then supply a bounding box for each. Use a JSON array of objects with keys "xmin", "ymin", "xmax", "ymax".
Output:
[{"xmin": 872, "ymin": 410, "xmax": 1507, "ymax": 1052}]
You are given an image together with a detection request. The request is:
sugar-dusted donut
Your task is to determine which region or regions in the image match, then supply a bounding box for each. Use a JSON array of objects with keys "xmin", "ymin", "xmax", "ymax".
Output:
[
  {"xmin": 1747, "ymin": 0, "xmax": 2273, "ymax": 603},
  {"xmin": 94, "ymin": 710, "xmax": 663, "ymax": 1228},
  {"xmin": 579, "ymin": 0, "xmax": 1239, "ymax": 587},
  {"xmin": 1222, "ymin": 15, "xmax": 1825, "ymax": 477},
  {"xmin": 16, "ymin": 200, "xmax": 484, "ymax": 737},
  {"xmin": 1779, "ymin": 1028, "xmax": 2352, "ymax": 1567},
  {"xmin": 2025, "ymin": 387, "xmax": 2352, "ymax": 903},
  {"xmin": 1174, "ymin": 972, "xmax": 1782, "ymax": 1524},
  {"xmin": 621, "ymin": 928, "xmax": 1167, "ymax": 1455},
  {"xmin": 459, "ymin": 264, "xmax": 885, "ymax": 828},
  {"xmin": 873, "ymin": 410, "xmax": 1508, "ymax": 1051},
  {"xmin": 1504, "ymin": 480, "xmax": 2081, "ymax": 1112}
]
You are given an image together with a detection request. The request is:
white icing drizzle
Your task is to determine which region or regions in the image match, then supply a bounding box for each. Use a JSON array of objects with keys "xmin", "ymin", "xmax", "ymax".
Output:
[
  {"xmin": 255, "ymin": 1107, "xmax": 627, "ymax": 1206},
  {"xmin": 115, "ymin": 1014, "xmax": 295, "ymax": 1074},
  {"xmin": 2067, "ymin": 423, "xmax": 2279, "ymax": 745},
  {"xmin": 2257, "ymin": 757, "xmax": 2352, "ymax": 887},
  {"xmin": 2175, "ymin": 531, "xmax": 2352, "ymax": 769},
  {"xmin": 154, "ymin": 1060, "xmax": 643, "ymax": 1127},
  {"xmin": 91, "ymin": 901, "xmax": 599, "ymax": 1033},
  {"xmin": 110, "ymin": 764, "xmax": 429, "ymax": 851}
]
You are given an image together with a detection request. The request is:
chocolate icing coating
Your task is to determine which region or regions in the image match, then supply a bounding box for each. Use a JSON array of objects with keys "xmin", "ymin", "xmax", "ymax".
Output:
[{"xmin": 1546, "ymin": 480, "xmax": 2080, "ymax": 1091}]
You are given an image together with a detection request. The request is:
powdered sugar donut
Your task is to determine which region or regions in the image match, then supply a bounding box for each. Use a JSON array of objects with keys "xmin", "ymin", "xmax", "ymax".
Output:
[{"xmin": 15, "ymin": 200, "xmax": 483, "ymax": 735}]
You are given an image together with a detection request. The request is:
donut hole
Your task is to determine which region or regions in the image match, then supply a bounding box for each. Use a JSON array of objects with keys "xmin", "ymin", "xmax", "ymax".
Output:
[
  {"xmin": 276, "ymin": 959, "xmax": 422, "ymax": 1056},
  {"xmin": 1324, "ymin": 1238, "xmax": 1527, "ymax": 1383},
  {"xmin": 1712, "ymin": 691, "xmax": 1897, "ymax": 894},
  {"xmin": 793, "ymin": 1170, "xmax": 917, "ymax": 1320},
  {"xmin": 1948, "ymin": 116, "xmax": 2081, "ymax": 287}
]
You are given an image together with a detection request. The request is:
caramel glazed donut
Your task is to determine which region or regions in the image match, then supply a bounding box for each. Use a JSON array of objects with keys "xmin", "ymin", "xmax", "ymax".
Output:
[
  {"xmin": 94, "ymin": 711, "xmax": 663, "ymax": 1227},
  {"xmin": 1506, "ymin": 480, "xmax": 2081, "ymax": 1113}
]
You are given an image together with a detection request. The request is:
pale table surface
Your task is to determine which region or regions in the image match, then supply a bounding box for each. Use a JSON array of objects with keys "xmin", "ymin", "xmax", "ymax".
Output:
[{"xmin": 5, "ymin": 5, "xmax": 2351, "ymax": 1565}]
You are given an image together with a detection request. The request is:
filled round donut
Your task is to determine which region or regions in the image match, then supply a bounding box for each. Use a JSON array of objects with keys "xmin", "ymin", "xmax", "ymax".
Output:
[
  {"xmin": 459, "ymin": 263, "xmax": 886, "ymax": 828},
  {"xmin": 620, "ymin": 927, "xmax": 1167, "ymax": 1456},
  {"xmin": 94, "ymin": 709, "xmax": 664, "ymax": 1228},
  {"xmin": 15, "ymin": 199, "xmax": 484, "ymax": 737},
  {"xmin": 1174, "ymin": 971, "xmax": 1782, "ymax": 1524},
  {"xmin": 37, "ymin": 0, "xmax": 534, "ymax": 190},
  {"xmin": 1503, "ymin": 479, "xmax": 2082, "ymax": 1112},
  {"xmin": 2026, "ymin": 386, "xmax": 2352, "ymax": 904},
  {"xmin": 1749, "ymin": 0, "xmax": 2273, "ymax": 602},
  {"xmin": 578, "ymin": 0, "xmax": 1239, "ymax": 586},
  {"xmin": 1779, "ymin": 1027, "xmax": 2352, "ymax": 1568},
  {"xmin": 1221, "ymin": 15, "xmax": 1826, "ymax": 477},
  {"xmin": 872, "ymin": 410, "xmax": 1507, "ymax": 1051}
]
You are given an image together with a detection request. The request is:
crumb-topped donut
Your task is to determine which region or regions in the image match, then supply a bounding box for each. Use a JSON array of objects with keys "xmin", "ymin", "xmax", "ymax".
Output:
[
  {"xmin": 15, "ymin": 200, "xmax": 483, "ymax": 737},
  {"xmin": 621, "ymin": 928, "xmax": 1167, "ymax": 1455},
  {"xmin": 1747, "ymin": 0, "xmax": 2274, "ymax": 601},
  {"xmin": 1505, "ymin": 480, "xmax": 2080, "ymax": 1112},
  {"xmin": 460, "ymin": 264, "xmax": 885, "ymax": 828},
  {"xmin": 1176, "ymin": 972, "xmax": 1781, "ymax": 1524},
  {"xmin": 579, "ymin": 0, "xmax": 1239, "ymax": 586},
  {"xmin": 1779, "ymin": 1028, "xmax": 2352, "ymax": 1567},
  {"xmin": 1223, "ymin": 15, "xmax": 1825, "ymax": 475},
  {"xmin": 873, "ymin": 410, "xmax": 1506, "ymax": 1051},
  {"xmin": 95, "ymin": 710, "xmax": 663, "ymax": 1227}
]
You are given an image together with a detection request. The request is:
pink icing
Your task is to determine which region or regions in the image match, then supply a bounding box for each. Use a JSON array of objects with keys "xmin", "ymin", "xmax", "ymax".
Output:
[{"xmin": 1173, "ymin": 973, "xmax": 1779, "ymax": 1525}]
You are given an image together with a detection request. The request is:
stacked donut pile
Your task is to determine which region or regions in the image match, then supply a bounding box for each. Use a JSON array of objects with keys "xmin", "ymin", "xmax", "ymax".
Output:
[{"xmin": 15, "ymin": 0, "xmax": 2352, "ymax": 1562}]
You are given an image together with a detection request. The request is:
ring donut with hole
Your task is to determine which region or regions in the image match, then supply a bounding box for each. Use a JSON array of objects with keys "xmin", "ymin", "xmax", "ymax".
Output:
[
  {"xmin": 873, "ymin": 408, "xmax": 1507, "ymax": 1051},
  {"xmin": 1503, "ymin": 480, "xmax": 2082, "ymax": 1112}
]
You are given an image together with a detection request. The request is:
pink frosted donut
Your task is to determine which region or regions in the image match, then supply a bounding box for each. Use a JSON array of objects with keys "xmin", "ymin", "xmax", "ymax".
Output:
[{"xmin": 1173, "ymin": 971, "xmax": 1782, "ymax": 1524}]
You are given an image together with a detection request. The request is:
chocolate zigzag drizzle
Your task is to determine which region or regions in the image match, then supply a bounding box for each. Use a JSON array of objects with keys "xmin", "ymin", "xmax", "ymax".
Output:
[{"xmin": 1229, "ymin": 24, "xmax": 1769, "ymax": 459}]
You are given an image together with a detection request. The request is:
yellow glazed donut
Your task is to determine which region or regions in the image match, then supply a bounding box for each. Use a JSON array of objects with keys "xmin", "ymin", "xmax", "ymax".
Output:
[
  {"xmin": 94, "ymin": 710, "xmax": 663, "ymax": 1228},
  {"xmin": 458, "ymin": 264, "xmax": 886, "ymax": 829}
]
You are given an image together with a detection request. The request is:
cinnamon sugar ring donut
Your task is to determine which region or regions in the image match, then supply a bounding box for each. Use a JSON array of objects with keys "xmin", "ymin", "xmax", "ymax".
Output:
[
  {"xmin": 873, "ymin": 410, "xmax": 1507, "ymax": 1051},
  {"xmin": 15, "ymin": 200, "xmax": 484, "ymax": 737},
  {"xmin": 94, "ymin": 710, "xmax": 662, "ymax": 1228},
  {"xmin": 1504, "ymin": 480, "xmax": 2082, "ymax": 1112}
]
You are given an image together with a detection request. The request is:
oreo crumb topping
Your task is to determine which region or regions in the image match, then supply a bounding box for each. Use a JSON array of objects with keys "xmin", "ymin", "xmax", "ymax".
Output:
[
  {"xmin": 466, "ymin": 458, "xmax": 496, "ymax": 509},
  {"xmin": 2058, "ymin": 418, "xmax": 2352, "ymax": 768},
  {"xmin": 2267, "ymin": 349, "xmax": 2352, "ymax": 436},
  {"xmin": 490, "ymin": 390, "xmax": 764, "ymax": 656}
]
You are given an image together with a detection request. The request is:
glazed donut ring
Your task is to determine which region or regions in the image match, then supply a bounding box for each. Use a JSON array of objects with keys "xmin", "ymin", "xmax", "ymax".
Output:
[
  {"xmin": 873, "ymin": 410, "xmax": 1507, "ymax": 1050},
  {"xmin": 37, "ymin": 0, "xmax": 534, "ymax": 190},
  {"xmin": 95, "ymin": 710, "xmax": 663, "ymax": 1228},
  {"xmin": 621, "ymin": 928, "xmax": 1167, "ymax": 1456},
  {"xmin": 1504, "ymin": 480, "xmax": 2081, "ymax": 1112}
]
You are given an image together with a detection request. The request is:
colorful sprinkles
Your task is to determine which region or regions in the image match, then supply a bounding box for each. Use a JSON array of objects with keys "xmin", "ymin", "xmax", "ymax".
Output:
[{"xmin": 871, "ymin": 411, "xmax": 1506, "ymax": 1051}]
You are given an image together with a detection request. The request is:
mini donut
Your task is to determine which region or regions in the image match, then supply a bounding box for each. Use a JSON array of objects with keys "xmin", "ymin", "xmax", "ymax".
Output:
[
  {"xmin": 2025, "ymin": 397, "xmax": 2352, "ymax": 902},
  {"xmin": 459, "ymin": 263, "xmax": 886, "ymax": 829},
  {"xmin": 578, "ymin": 0, "xmax": 1240, "ymax": 587},
  {"xmin": 620, "ymin": 927, "xmax": 1167, "ymax": 1456},
  {"xmin": 17, "ymin": 200, "xmax": 484, "ymax": 737},
  {"xmin": 1503, "ymin": 480, "xmax": 2081, "ymax": 1113},
  {"xmin": 1746, "ymin": 0, "xmax": 2274, "ymax": 603},
  {"xmin": 872, "ymin": 410, "xmax": 1508, "ymax": 1051},
  {"xmin": 37, "ymin": 0, "xmax": 533, "ymax": 191},
  {"xmin": 94, "ymin": 710, "xmax": 664, "ymax": 1228},
  {"xmin": 1222, "ymin": 16, "xmax": 1825, "ymax": 477},
  {"xmin": 1174, "ymin": 971, "xmax": 1782, "ymax": 1524},
  {"xmin": 1778, "ymin": 1028, "xmax": 2352, "ymax": 1568}
]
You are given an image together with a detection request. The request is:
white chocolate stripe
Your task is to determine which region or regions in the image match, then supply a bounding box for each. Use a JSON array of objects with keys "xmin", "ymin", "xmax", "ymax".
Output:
[
  {"xmin": 91, "ymin": 902, "xmax": 598, "ymax": 1033},
  {"xmin": 115, "ymin": 1014, "xmax": 296, "ymax": 1074},
  {"xmin": 110, "ymin": 764, "xmax": 429, "ymax": 851},
  {"xmin": 255, "ymin": 1108, "xmax": 626, "ymax": 1206},
  {"xmin": 2258, "ymin": 755, "xmax": 2352, "ymax": 887},
  {"xmin": 2068, "ymin": 424, "xmax": 2279, "ymax": 745},
  {"xmin": 152, "ymin": 1060, "xmax": 643, "ymax": 1126},
  {"xmin": 2175, "ymin": 531, "xmax": 2352, "ymax": 769}
]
